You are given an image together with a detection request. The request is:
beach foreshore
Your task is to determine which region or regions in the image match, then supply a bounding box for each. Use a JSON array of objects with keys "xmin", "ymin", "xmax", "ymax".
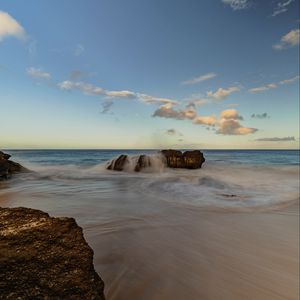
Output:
[{"xmin": 1, "ymin": 194, "xmax": 299, "ymax": 300}]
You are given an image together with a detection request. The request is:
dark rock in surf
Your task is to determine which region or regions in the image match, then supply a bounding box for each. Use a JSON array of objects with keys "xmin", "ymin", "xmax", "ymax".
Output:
[
  {"xmin": 161, "ymin": 149, "xmax": 205, "ymax": 169},
  {"xmin": 0, "ymin": 207, "xmax": 105, "ymax": 300},
  {"xmin": 0, "ymin": 151, "xmax": 11, "ymax": 160},
  {"xmin": 106, "ymin": 149, "xmax": 205, "ymax": 172},
  {"xmin": 134, "ymin": 155, "xmax": 151, "ymax": 172},
  {"xmin": 182, "ymin": 150, "xmax": 205, "ymax": 169},
  {"xmin": 0, "ymin": 151, "xmax": 27, "ymax": 180},
  {"xmin": 107, "ymin": 154, "xmax": 128, "ymax": 171},
  {"xmin": 161, "ymin": 150, "xmax": 185, "ymax": 168}
]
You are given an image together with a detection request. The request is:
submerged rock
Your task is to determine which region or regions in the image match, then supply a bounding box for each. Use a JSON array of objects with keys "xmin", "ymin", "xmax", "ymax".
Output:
[
  {"xmin": 0, "ymin": 207, "xmax": 105, "ymax": 300},
  {"xmin": 0, "ymin": 151, "xmax": 27, "ymax": 180}
]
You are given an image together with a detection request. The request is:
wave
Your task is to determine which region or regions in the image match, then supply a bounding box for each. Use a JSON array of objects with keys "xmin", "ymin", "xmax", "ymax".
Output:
[{"xmin": 4, "ymin": 158, "xmax": 299, "ymax": 211}]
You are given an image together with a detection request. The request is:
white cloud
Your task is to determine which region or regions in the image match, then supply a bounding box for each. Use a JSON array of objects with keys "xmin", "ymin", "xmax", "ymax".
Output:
[
  {"xmin": 182, "ymin": 72, "xmax": 217, "ymax": 85},
  {"xmin": 221, "ymin": 0, "xmax": 250, "ymax": 10},
  {"xmin": 206, "ymin": 86, "xmax": 239, "ymax": 100},
  {"xmin": 279, "ymin": 75, "xmax": 300, "ymax": 85},
  {"xmin": 220, "ymin": 109, "xmax": 243, "ymax": 120},
  {"xmin": 58, "ymin": 81, "xmax": 104, "ymax": 96},
  {"xmin": 249, "ymin": 75, "xmax": 299, "ymax": 93},
  {"xmin": 193, "ymin": 115, "xmax": 217, "ymax": 126},
  {"xmin": 216, "ymin": 109, "xmax": 257, "ymax": 135},
  {"xmin": 105, "ymin": 90, "xmax": 136, "ymax": 99},
  {"xmin": 137, "ymin": 93, "xmax": 177, "ymax": 105},
  {"xmin": 153, "ymin": 103, "xmax": 197, "ymax": 120},
  {"xmin": 58, "ymin": 80, "xmax": 138, "ymax": 99},
  {"xmin": 0, "ymin": 11, "xmax": 26, "ymax": 42},
  {"xmin": 75, "ymin": 44, "xmax": 84, "ymax": 56},
  {"xmin": 248, "ymin": 83, "xmax": 277, "ymax": 93},
  {"xmin": 153, "ymin": 103, "xmax": 257, "ymax": 136},
  {"xmin": 273, "ymin": 29, "xmax": 300, "ymax": 50},
  {"xmin": 217, "ymin": 119, "xmax": 257, "ymax": 135},
  {"xmin": 272, "ymin": 0, "xmax": 294, "ymax": 17},
  {"xmin": 27, "ymin": 67, "xmax": 51, "ymax": 80}
]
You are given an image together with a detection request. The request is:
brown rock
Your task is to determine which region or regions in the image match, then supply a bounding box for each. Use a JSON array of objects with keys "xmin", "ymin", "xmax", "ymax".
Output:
[
  {"xmin": 161, "ymin": 149, "xmax": 185, "ymax": 168},
  {"xmin": 183, "ymin": 150, "xmax": 205, "ymax": 169},
  {"xmin": 134, "ymin": 155, "xmax": 152, "ymax": 172},
  {"xmin": 161, "ymin": 149, "xmax": 205, "ymax": 169},
  {"xmin": 0, "ymin": 151, "xmax": 11, "ymax": 160},
  {"xmin": 0, "ymin": 207, "xmax": 105, "ymax": 300},
  {"xmin": 107, "ymin": 155, "xmax": 128, "ymax": 171},
  {"xmin": 0, "ymin": 151, "xmax": 27, "ymax": 180}
]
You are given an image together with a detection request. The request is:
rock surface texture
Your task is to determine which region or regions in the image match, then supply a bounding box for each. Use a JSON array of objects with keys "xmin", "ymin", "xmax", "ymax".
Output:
[
  {"xmin": 0, "ymin": 207, "xmax": 105, "ymax": 300},
  {"xmin": 0, "ymin": 151, "xmax": 26, "ymax": 180},
  {"xmin": 162, "ymin": 149, "xmax": 205, "ymax": 169}
]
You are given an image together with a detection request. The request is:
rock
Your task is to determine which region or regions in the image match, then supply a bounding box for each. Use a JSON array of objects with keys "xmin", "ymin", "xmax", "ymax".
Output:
[
  {"xmin": 0, "ymin": 207, "xmax": 105, "ymax": 300},
  {"xmin": 161, "ymin": 149, "xmax": 205, "ymax": 169},
  {"xmin": 182, "ymin": 150, "xmax": 205, "ymax": 169},
  {"xmin": 161, "ymin": 150, "xmax": 185, "ymax": 168},
  {"xmin": 134, "ymin": 155, "xmax": 151, "ymax": 172},
  {"xmin": 107, "ymin": 155, "xmax": 128, "ymax": 171},
  {"xmin": 0, "ymin": 151, "xmax": 28, "ymax": 180},
  {"xmin": 0, "ymin": 151, "xmax": 11, "ymax": 160}
]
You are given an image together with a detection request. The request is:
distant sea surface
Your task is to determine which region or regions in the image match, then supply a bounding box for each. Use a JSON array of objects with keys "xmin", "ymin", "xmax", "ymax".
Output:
[{"xmin": 1, "ymin": 149, "xmax": 299, "ymax": 300}]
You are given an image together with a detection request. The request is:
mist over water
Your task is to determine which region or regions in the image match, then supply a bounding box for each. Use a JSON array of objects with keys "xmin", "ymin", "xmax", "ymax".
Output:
[{"xmin": 1, "ymin": 150, "xmax": 299, "ymax": 300}]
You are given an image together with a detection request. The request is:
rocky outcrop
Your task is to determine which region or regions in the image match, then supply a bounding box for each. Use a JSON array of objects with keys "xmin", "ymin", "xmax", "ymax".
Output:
[
  {"xmin": 0, "ymin": 151, "xmax": 27, "ymax": 180},
  {"xmin": 161, "ymin": 149, "xmax": 205, "ymax": 169},
  {"xmin": 134, "ymin": 155, "xmax": 151, "ymax": 172},
  {"xmin": 0, "ymin": 207, "xmax": 105, "ymax": 300},
  {"xmin": 107, "ymin": 150, "xmax": 205, "ymax": 172},
  {"xmin": 107, "ymin": 154, "xmax": 128, "ymax": 171}
]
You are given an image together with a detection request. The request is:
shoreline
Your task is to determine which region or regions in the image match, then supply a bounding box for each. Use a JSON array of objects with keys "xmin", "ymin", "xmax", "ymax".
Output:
[{"xmin": 1, "ymin": 193, "xmax": 299, "ymax": 300}]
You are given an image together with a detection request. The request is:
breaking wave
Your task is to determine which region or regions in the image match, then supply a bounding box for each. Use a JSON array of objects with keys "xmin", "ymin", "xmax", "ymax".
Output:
[{"xmin": 5, "ymin": 157, "xmax": 299, "ymax": 211}]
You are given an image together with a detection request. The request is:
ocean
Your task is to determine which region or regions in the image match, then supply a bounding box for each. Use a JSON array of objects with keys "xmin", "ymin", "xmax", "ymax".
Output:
[{"xmin": 1, "ymin": 149, "xmax": 299, "ymax": 300}]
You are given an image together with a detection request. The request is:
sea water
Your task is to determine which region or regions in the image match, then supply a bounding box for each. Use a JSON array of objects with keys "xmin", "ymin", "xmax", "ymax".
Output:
[{"xmin": 1, "ymin": 149, "xmax": 299, "ymax": 300}]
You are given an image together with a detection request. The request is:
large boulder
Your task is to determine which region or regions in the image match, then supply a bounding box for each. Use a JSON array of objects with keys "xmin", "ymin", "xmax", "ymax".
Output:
[
  {"xmin": 0, "ymin": 151, "xmax": 27, "ymax": 180},
  {"xmin": 161, "ymin": 150, "xmax": 205, "ymax": 169},
  {"xmin": 0, "ymin": 207, "xmax": 105, "ymax": 300}
]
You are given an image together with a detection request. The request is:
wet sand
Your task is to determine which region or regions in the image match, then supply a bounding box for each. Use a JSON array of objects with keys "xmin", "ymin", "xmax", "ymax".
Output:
[
  {"xmin": 1, "ymin": 194, "xmax": 299, "ymax": 300},
  {"xmin": 85, "ymin": 202, "xmax": 299, "ymax": 300}
]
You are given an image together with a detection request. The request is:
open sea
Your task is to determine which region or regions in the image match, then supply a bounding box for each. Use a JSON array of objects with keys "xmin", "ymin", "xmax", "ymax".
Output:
[{"xmin": 1, "ymin": 149, "xmax": 299, "ymax": 300}]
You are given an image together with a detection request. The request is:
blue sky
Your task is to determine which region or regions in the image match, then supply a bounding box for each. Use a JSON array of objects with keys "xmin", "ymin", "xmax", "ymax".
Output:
[{"xmin": 0, "ymin": 0, "xmax": 299, "ymax": 149}]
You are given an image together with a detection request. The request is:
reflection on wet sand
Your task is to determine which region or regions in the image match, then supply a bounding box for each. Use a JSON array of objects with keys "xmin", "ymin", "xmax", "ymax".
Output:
[{"xmin": 87, "ymin": 203, "xmax": 299, "ymax": 300}]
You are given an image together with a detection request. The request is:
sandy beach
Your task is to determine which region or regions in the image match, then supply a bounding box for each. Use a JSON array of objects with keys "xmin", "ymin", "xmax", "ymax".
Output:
[{"xmin": 2, "ymin": 193, "xmax": 299, "ymax": 300}]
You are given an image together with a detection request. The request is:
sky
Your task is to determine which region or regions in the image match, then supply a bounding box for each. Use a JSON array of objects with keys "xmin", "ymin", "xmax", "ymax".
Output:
[{"xmin": 0, "ymin": 0, "xmax": 299, "ymax": 149}]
